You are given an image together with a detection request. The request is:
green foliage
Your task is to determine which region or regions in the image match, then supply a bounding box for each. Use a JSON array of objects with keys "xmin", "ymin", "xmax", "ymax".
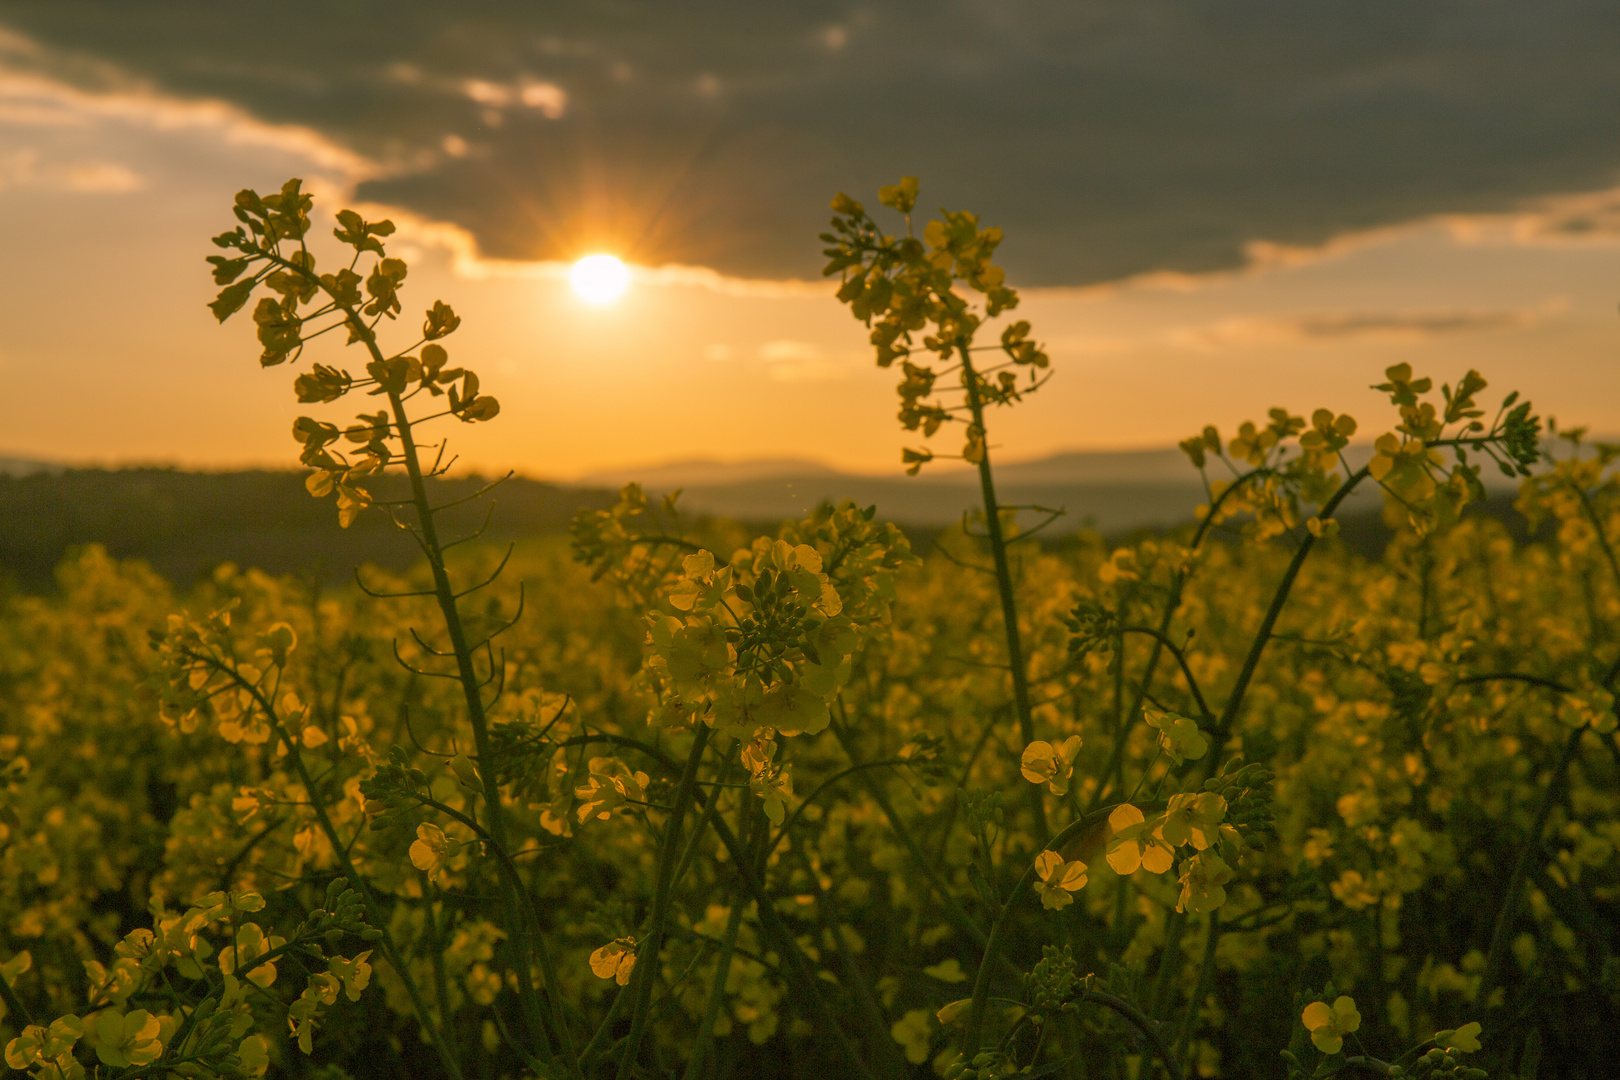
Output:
[{"xmin": 0, "ymin": 177, "xmax": 1617, "ymax": 1080}]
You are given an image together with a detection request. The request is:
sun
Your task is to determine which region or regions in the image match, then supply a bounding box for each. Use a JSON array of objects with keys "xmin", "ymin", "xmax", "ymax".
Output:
[{"xmin": 569, "ymin": 254, "xmax": 630, "ymax": 305}]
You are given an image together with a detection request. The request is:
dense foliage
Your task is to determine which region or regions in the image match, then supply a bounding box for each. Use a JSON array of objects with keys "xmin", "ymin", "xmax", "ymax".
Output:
[{"xmin": 1, "ymin": 179, "xmax": 1616, "ymax": 1080}]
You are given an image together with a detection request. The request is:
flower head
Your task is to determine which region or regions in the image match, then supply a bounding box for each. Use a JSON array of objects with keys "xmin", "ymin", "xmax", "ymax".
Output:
[
  {"xmin": 1020, "ymin": 735, "xmax": 1083, "ymax": 795},
  {"xmin": 1143, "ymin": 709, "xmax": 1207, "ymax": 765},
  {"xmin": 589, "ymin": 938, "xmax": 638, "ymax": 985},
  {"xmin": 1175, "ymin": 851, "xmax": 1233, "ymax": 914},
  {"xmin": 1436, "ymin": 1021, "xmax": 1482, "ymax": 1053},
  {"xmin": 1302, "ymin": 995, "xmax": 1361, "ymax": 1055},
  {"xmin": 408, "ymin": 822, "xmax": 463, "ymax": 883},
  {"xmin": 89, "ymin": 1009, "xmax": 162, "ymax": 1068},
  {"xmin": 1105, "ymin": 804, "xmax": 1174, "ymax": 875},
  {"xmin": 1032, "ymin": 849, "xmax": 1088, "ymax": 910},
  {"xmin": 1160, "ymin": 792, "xmax": 1226, "ymax": 851}
]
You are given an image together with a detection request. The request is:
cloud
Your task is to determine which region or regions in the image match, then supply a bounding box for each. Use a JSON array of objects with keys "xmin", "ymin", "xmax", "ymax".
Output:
[
  {"xmin": 756, "ymin": 340, "xmax": 849, "ymax": 382},
  {"xmin": 7, "ymin": 3, "xmax": 1620, "ymax": 285},
  {"xmin": 0, "ymin": 146, "xmax": 141, "ymax": 192},
  {"xmin": 1169, "ymin": 300, "xmax": 1566, "ymax": 351}
]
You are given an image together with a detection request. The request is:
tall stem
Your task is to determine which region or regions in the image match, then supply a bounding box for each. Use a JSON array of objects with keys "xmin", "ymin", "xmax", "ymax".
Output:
[
  {"xmin": 957, "ymin": 340, "xmax": 1046, "ymax": 844},
  {"xmin": 1482, "ymin": 724, "xmax": 1585, "ymax": 1000},
  {"xmin": 1174, "ymin": 915, "xmax": 1221, "ymax": 1070},
  {"xmin": 273, "ymin": 248, "xmax": 554, "ymax": 1061},
  {"xmin": 683, "ymin": 798, "xmax": 758, "ymax": 1080},
  {"xmin": 962, "ymin": 807, "xmax": 1115, "ymax": 1052},
  {"xmin": 615, "ymin": 727, "xmax": 712, "ymax": 1079},
  {"xmin": 1208, "ymin": 469, "xmax": 1368, "ymax": 764}
]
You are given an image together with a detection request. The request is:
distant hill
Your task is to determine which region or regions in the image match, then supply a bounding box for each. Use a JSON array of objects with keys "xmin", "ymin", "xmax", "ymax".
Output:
[
  {"xmin": 566, "ymin": 444, "xmax": 1528, "ymax": 533},
  {"xmin": 0, "ymin": 468, "xmax": 616, "ymax": 591},
  {"xmin": 0, "ymin": 447, "xmax": 1545, "ymax": 591}
]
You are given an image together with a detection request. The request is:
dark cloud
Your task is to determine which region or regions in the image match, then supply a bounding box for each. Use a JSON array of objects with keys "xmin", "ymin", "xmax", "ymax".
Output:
[
  {"xmin": 1171, "ymin": 303, "xmax": 1560, "ymax": 349},
  {"xmin": 5, "ymin": 1, "xmax": 1620, "ymax": 284}
]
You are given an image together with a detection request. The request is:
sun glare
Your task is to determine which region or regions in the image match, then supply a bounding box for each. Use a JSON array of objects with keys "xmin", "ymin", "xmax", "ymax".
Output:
[{"xmin": 569, "ymin": 254, "xmax": 630, "ymax": 305}]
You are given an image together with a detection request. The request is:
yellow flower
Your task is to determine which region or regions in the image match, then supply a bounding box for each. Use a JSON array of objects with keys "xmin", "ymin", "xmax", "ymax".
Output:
[
  {"xmin": 5, "ymin": 1016, "xmax": 82, "ymax": 1071},
  {"xmin": 1301, "ymin": 995, "xmax": 1361, "ymax": 1055},
  {"xmin": 1175, "ymin": 852, "xmax": 1233, "ymax": 914},
  {"xmin": 1143, "ymin": 709, "xmax": 1207, "ymax": 765},
  {"xmin": 751, "ymin": 765, "xmax": 795, "ymax": 827},
  {"xmin": 1020, "ymin": 735, "xmax": 1083, "ymax": 795},
  {"xmin": 218, "ymin": 923, "xmax": 284, "ymax": 989},
  {"xmin": 89, "ymin": 1009, "xmax": 162, "ymax": 1068},
  {"xmin": 1105, "ymin": 804, "xmax": 1174, "ymax": 875},
  {"xmin": 890, "ymin": 1008, "xmax": 933, "ymax": 1064},
  {"xmin": 409, "ymin": 822, "xmax": 462, "ymax": 881},
  {"xmin": 1160, "ymin": 792, "xmax": 1226, "ymax": 850},
  {"xmin": 1032, "ymin": 849, "xmax": 1088, "ymax": 910},
  {"xmin": 328, "ymin": 951, "xmax": 372, "ymax": 1002},
  {"xmin": 238, "ymin": 1033, "xmax": 270, "ymax": 1077},
  {"xmin": 589, "ymin": 938, "xmax": 638, "ymax": 985},
  {"xmin": 575, "ymin": 758, "xmax": 651, "ymax": 823},
  {"xmin": 1436, "ymin": 1021, "xmax": 1482, "ymax": 1053}
]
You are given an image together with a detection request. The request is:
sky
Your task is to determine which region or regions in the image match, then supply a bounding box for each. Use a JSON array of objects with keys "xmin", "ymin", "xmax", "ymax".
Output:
[{"xmin": 2, "ymin": 2, "xmax": 1619, "ymax": 480}]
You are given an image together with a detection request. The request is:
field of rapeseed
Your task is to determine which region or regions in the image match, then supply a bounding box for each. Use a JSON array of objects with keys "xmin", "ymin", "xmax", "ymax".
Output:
[{"xmin": 1, "ymin": 179, "xmax": 1615, "ymax": 1080}]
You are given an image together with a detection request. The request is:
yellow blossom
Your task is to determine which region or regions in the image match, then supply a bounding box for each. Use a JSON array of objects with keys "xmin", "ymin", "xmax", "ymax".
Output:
[
  {"xmin": 1020, "ymin": 735, "xmax": 1083, "ymax": 795},
  {"xmin": 1143, "ymin": 709, "xmax": 1208, "ymax": 765},
  {"xmin": 1032, "ymin": 849, "xmax": 1088, "ymax": 910},
  {"xmin": 1176, "ymin": 852, "xmax": 1232, "ymax": 914},
  {"xmin": 589, "ymin": 938, "xmax": 638, "ymax": 985},
  {"xmin": 1302, "ymin": 996, "xmax": 1361, "ymax": 1055},
  {"xmin": 1160, "ymin": 792, "xmax": 1226, "ymax": 850},
  {"xmin": 1105, "ymin": 804, "xmax": 1174, "ymax": 875},
  {"xmin": 89, "ymin": 1009, "xmax": 162, "ymax": 1068},
  {"xmin": 1436, "ymin": 1021, "xmax": 1482, "ymax": 1053},
  {"xmin": 890, "ymin": 1008, "xmax": 933, "ymax": 1064}
]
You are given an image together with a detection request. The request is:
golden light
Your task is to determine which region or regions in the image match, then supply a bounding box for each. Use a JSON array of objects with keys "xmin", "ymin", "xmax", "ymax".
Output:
[{"xmin": 569, "ymin": 254, "xmax": 630, "ymax": 305}]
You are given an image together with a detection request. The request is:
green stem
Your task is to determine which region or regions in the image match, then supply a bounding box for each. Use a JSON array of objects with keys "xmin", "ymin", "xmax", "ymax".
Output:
[
  {"xmin": 700, "ymin": 791, "xmax": 875, "ymax": 1080},
  {"xmin": 682, "ymin": 802, "xmax": 758, "ymax": 1080},
  {"xmin": 207, "ymin": 659, "xmax": 463, "ymax": 1080},
  {"xmin": 832, "ymin": 717, "xmax": 989, "ymax": 948},
  {"xmin": 271, "ymin": 246, "xmax": 550, "ymax": 1063},
  {"xmin": 1079, "ymin": 989, "xmax": 1184, "ymax": 1080},
  {"xmin": 956, "ymin": 339, "xmax": 1046, "ymax": 845},
  {"xmin": 1208, "ymin": 468, "xmax": 1369, "ymax": 764},
  {"xmin": 1148, "ymin": 908, "xmax": 1187, "ymax": 1018},
  {"xmin": 1088, "ymin": 473, "xmax": 1259, "ymax": 812},
  {"xmin": 1482, "ymin": 724, "xmax": 1585, "ymax": 1000},
  {"xmin": 1174, "ymin": 915, "xmax": 1221, "ymax": 1070},
  {"xmin": 962, "ymin": 806, "xmax": 1117, "ymax": 1052},
  {"xmin": 615, "ymin": 726, "xmax": 712, "ymax": 1080},
  {"xmin": 0, "ymin": 963, "xmax": 34, "ymax": 1028},
  {"xmin": 408, "ymin": 794, "xmax": 583, "ymax": 1080}
]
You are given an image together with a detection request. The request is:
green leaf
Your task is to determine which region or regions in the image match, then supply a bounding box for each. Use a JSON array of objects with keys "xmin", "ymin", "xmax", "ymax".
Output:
[{"xmin": 208, "ymin": 278, "xmax": 255, "ymax": 322}]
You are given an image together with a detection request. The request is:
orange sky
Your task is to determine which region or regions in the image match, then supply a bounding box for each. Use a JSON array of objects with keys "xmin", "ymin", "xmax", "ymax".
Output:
[{"xmin": 3, "ymin": 62, "xmax": 1620, "ymax": 481}]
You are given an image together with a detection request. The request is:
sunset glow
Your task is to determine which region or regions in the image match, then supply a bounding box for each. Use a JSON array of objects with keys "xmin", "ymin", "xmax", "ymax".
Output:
[{"xmin": 569, "ymin": 254, "xmax": 630, "ymax": 305}]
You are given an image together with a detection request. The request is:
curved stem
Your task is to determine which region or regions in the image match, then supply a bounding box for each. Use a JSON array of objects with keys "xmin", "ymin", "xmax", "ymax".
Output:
[
  {"xmin": 768, "ymin": 757, "xmax": 908, "ymax": 856},
  {"xmin": 1081, "ymin": 989, "xmax": 1185, "ymax": 1079},
  {"xmin": 1088, "ymin": 472, "xmax": 1263, "ymax": 811},
  {"xmin": 962, "ymin": 806, "xmax": 1117, "ymax": 1051},
  {"xmin": 411, "ymin": 796, "xmax": 582, "ymax": 1080},
  {"xmin": 832, "ymin": 716, "xmax": 989, "ymax": 948},
  {"xmin": 1119, "ymin": 625, "xmax": 1214, "ymax": 723},
  {"xmin": 682, "ymin": 800, "xmax": 758, "ymax": 1080},
  {"xmin": 697, "ymin": 788, "xmax": 876, "ymax": 1080},
  {"xmin": 0, "ymin": 965, "xmax": 34, "ymax": 1028}
]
